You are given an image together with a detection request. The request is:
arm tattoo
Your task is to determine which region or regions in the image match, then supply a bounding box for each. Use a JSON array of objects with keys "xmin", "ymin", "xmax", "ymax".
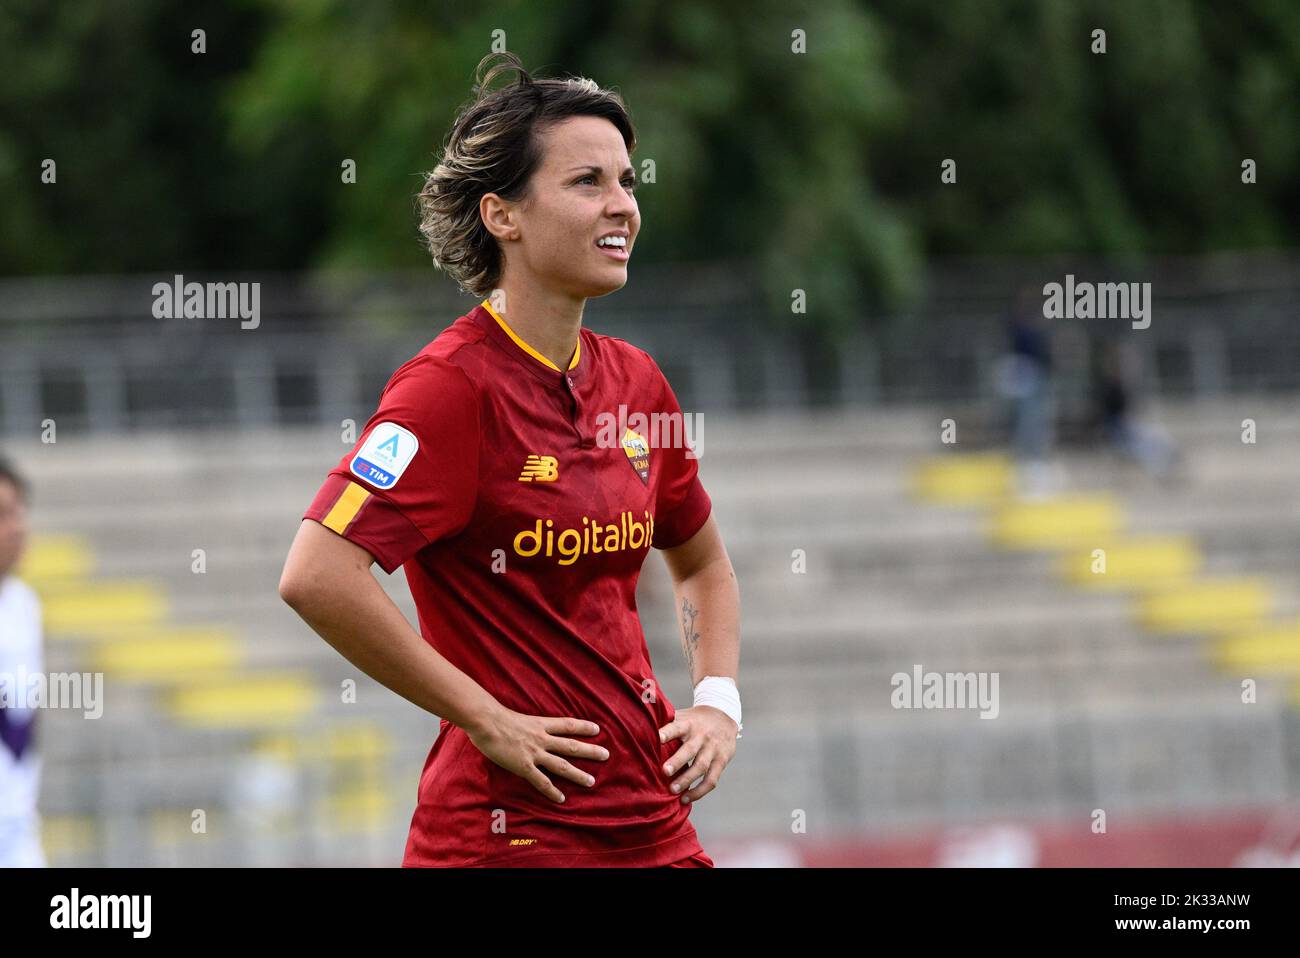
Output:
[{"xmin": 680, "ymin": 597, "xmax": 701, "ymax": 677}]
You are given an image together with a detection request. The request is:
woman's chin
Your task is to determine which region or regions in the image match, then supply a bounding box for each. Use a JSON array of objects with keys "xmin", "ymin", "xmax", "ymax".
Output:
[{"xmin": 577, "ymin": 271, "xmax": 629, "ymax": 298}]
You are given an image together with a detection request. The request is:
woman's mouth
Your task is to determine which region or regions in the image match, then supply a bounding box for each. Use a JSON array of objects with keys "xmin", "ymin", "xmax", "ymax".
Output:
[{"xmin": 595, "ymin": 237, "xmax": 630, "ymax": 261}]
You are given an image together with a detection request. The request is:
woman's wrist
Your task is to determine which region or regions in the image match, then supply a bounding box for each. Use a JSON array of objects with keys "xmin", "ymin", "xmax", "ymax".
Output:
[
  {"xmin": 693, "ymin": 675, "xmax": 742, "ymax": 733},
  {"xmin": 454, "ymin": 694, "xmax": 507, "ymax": 741}
]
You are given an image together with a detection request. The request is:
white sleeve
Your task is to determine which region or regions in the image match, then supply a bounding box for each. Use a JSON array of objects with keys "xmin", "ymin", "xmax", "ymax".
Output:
[
  {"xmin": 0, "ymin": 582, "xmax": 42, "ymax": 718},
  {"xmin": 30, "ymin": 588, "xmax": 43, "ymax": 692}
]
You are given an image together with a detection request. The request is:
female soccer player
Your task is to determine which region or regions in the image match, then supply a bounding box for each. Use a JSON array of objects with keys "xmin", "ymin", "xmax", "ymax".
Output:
[{"xmin": 280, "ymin": 53, "xmax": 741, "ymax": 867}]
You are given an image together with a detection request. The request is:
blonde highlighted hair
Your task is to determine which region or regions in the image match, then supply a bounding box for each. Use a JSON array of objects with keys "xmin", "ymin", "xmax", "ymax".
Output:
[{"xmin": 417, "ymin": 52, "xmax": 637, "ymax": 297}]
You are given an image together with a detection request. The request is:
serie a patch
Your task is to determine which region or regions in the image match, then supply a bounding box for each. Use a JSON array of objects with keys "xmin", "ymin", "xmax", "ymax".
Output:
[{"xmin": 350, "ymin": 422, "xmax": 419, "ymax": 489}]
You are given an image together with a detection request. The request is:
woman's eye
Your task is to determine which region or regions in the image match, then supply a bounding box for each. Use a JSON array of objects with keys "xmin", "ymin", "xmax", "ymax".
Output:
[{"xmin": 575, "ymin": 174, "xmax": 635, "ymax": 192}]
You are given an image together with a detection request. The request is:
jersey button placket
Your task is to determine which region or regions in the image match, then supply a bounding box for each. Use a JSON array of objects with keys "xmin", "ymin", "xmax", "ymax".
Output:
[{"xmin": 564, "ymin": 373, "xmax": 592, "ymax": 447}]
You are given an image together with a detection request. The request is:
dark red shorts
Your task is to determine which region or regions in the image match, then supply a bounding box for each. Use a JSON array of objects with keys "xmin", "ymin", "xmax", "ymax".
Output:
[{"xmin": 660, "ymin": 850, "xmax": 715, "ymax": 868}]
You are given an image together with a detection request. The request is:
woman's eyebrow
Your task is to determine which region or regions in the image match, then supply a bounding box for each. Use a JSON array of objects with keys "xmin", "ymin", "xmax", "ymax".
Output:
[{"xmin": 568, "ymin": 164, "xmax": 635, "ymax": 178}]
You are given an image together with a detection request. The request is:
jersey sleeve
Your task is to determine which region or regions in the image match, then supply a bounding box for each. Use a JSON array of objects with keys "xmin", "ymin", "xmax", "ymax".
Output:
[
  {"xmin": 0, "ymin": 583, "xmax": 42, "ymax": 741},
  {"xmin": 647, "ymin": 356, "xmax": 712, "ymax": 550},
  {"xmin": 302, "ymin": 356, "xmax": 480, "ymax": 574}
]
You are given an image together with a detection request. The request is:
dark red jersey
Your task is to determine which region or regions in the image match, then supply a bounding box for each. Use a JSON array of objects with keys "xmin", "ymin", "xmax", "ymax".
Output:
[{"xmin": 302, "ymin": 298, "xmax": 712, "ymax": 866}]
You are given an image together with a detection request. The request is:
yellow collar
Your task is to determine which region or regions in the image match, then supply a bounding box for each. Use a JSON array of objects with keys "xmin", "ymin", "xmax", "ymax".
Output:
[{"xmin": 480, "ymin": 298, "xmax": 580, "ymax": 372}]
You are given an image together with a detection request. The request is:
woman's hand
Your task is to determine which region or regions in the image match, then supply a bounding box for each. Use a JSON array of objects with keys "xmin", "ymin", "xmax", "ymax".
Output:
[
  {"xmin": 465, "ymin": 708, "xmax": 609, "ymax": 803},
  {"xmin": 657, "ymin": 706, "xmax": 738, "ymax": 804}
]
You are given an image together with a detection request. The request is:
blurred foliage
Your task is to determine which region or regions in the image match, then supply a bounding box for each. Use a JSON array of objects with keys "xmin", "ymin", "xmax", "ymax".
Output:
[{"xmin": 1, "ymin": 0, "xmax": 1297, "ymax": 335}]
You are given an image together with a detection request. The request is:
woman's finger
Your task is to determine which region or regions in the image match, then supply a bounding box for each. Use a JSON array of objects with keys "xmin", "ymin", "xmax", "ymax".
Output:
[
  {"xmin": 681, "ymin": 764, "xmax": 723, "ymax": 804},
  {"xmin": 670, "ymin": 747, "xmax": 712, "ymax": 795},
  {"xmin": 525, "ymin": 767, "xmax": 566, "ymax": 803},
  {"xmin": 548, "ymin": 736, "xmax": 609, "ymax": 762},
  {"xmin": 535, "ymin": 751, "xmax": 596, "ymax": 788}
]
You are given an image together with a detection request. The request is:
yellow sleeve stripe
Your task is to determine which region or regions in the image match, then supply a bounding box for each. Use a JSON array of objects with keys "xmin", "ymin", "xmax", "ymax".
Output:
[{"xmin": 322, "ymin": 480, "xmax": 371, "ymax": 534}]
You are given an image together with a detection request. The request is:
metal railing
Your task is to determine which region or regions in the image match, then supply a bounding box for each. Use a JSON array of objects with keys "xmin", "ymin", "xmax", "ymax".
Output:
[{"xmin": 2, "ymin": 255, "xmax": 1298, "ymax": 437}]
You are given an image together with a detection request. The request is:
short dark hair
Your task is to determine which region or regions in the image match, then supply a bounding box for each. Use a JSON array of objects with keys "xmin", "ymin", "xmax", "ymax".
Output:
[
  {"xmin": 417, "ymin": 51, "xmax": 637, "ymax": 297},
  {"xmin": 0, "ymin": 454, "xmax": 28, "ymax": 502}
]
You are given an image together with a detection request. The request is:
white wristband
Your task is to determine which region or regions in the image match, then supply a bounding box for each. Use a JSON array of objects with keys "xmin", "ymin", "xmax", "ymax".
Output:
[{"xmin": 693, "ymin": 676, "xmax": 742, "ymax": 737}]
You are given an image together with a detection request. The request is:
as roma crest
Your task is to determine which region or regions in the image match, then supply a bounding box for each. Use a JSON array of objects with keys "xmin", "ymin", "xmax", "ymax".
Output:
[{"xmin": 621, "ymin": 427, "xmax": 650, "ymax": 485}]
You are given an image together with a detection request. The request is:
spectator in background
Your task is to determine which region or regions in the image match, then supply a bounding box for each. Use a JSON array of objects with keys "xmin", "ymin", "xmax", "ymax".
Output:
[
  {"xmin": 1091, "ymin": 339, "xmax": 1182, "ymax": 481},
  {"xmin": 997, "ymin": 285, "xmax": 1059, "ymax": 497},
  {"xmin": 0, "ymin": 455, "xmax": 46, "ymax": 867}
]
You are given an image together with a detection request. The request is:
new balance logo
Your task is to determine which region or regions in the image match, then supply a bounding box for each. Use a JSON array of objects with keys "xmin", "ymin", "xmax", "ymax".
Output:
[{"xmin": 518, "ymin": 455, "xmax": 558, "ymax": 482}]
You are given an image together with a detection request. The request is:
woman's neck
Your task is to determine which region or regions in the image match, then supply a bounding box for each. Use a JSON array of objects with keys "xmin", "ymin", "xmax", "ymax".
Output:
[{"xmin": 492, "ymin": 283, "xmax": 584, "ymax": 371}]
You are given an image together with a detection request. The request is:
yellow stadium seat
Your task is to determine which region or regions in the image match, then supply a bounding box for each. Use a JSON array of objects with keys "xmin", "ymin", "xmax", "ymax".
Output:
[
  {"xmin": 41, "ymin": 815, "xmax": 97, "ymax": 861},
  {"xmin": 1138, "ymin": 579, "xmax": 1274, "ymax": 633},
  {"xmin": 1057, "ymin": 535, "xmax": 1202, "ymax": 589},
  {"xmin": 39, "ymin": 581, "xmax": 169, "ymax": 636},
  {"xmin": 990, "ymin": 495, "xmax": 1124, "ymax": 549},
  {"xmin": 327, "ymin": 723, "xmax": 394, "ymax": 761},
  {"xmin": 68, "ymin": 624, "xmax": 238, "ymax": 646},
  {"xmin": 253, "ymin": 732, "xmax": 303, "ymax": 763},
  {"xmin": 169, "ymin": 674, "xmax": 320, "ymax": 728},
  {"xmin": 149, "ymin": 809, "xmax": 203, "ymax": 847},
  {"xmin": 252, "ymin": 722, "xmax": 394, "ymax": 764},
  {"xmin": 93, "ymin": 634, "xmax": 243, "ymax": 682},
  {"xmin": 325, "ymin": 787, "xmax": 394, "ymax": 833},
  {"xmin": 17, "ymin": 535, "xmax": 95, "ymax": 583},
  {"xmin": 912, "ymin": 453, "xmax": 1014, "ymax": 505},
  {"xmin": 1214, "ymin": 620, "xmax": 1300, "ymax": 673}
]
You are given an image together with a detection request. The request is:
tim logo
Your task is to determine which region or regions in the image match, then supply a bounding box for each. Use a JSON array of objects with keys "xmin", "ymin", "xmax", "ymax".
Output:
[
  {"xmin": 622, "ymin": 428, "xmax": 649, "ymax": 484},
  {"xmin": 518, "ymin": 455, "xmax": 558, "ymax": 482},
  {"xmin": 352, "ymin": 459, "xmax": 394, "ymax": 486}
]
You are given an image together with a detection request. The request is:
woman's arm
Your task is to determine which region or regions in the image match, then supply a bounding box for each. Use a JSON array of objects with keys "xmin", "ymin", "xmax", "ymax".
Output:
[
  {"xmin": 279, "ymin": 518, "xmax": 498, "ymax": 728},
  {"xmin": 660, "ymin": 513, "xmax": 740, "ymax": 686},
  {"xmin": 279, "ymin": 519, "xmax": 608, "ymax": 802},
  {"xmin": 656, "ymin": 513, "xmax": 741, "ymax": 804}
]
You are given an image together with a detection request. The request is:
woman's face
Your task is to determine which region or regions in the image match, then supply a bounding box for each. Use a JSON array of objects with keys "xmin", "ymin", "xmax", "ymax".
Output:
[
  {"xmin": 0, "ymin": 479, "xmax": 28, "ymax": 580},
  {"xmin": 496, "ymin": 114, "xmax": 640, "ymax": 299}
]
